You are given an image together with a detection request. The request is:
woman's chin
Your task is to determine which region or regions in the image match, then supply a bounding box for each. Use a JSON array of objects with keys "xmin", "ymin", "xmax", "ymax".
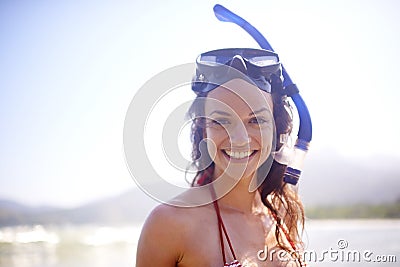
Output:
[{"xmin": 214, "ymin": 162, "xmax": 258, "ymax": 182}]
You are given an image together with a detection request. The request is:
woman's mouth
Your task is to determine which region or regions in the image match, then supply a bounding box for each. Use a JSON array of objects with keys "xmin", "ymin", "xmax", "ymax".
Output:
[{"xmin": 222, "ymin": 149, "xmax": 257, "ymax": 160}]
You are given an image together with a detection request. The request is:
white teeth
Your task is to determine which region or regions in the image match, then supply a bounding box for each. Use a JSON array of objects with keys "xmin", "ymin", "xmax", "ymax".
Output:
[{"xmin": 224, "ymin": 150, "xmax": 254, "ymax": 159}]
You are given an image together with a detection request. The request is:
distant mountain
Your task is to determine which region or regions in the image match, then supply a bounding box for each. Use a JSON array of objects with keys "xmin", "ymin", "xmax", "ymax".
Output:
[
  {"xmin": 0, "ymin": 188, "xmax": 158, "ymax": 226},
  {"xmin": 299, "ymin": 151, "xmax": 400, "ymax": 206},
  {"xmin": 0, "ymin": 199, "xmax": 35, "ymax": 213},
  {"xmin": 1, "ymin": 151, "xmax": 399, "ymax": 226},
  {"xmin": 306, "ymin": 201, "xmax": 400, "ymax": 219}
]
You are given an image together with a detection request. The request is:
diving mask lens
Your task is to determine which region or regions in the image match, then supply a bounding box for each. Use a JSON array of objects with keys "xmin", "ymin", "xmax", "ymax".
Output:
[
  {"xmin": 248, "ymin": 55, "xmax": 278, "ymax": 67},
  {"xmin": 198, "ymin": 48, "xmax": 279, "ymax": 67},
  {"xmin": 198, "ymin": 55, "xmax": 225, "ymax": 66}
]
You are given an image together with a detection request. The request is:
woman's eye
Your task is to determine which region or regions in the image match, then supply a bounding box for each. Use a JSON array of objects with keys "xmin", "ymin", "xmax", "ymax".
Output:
[
  {"xmin": 214, "ymin": 119, "xmax": 229, "ymax": 125},
  {"xmin": 210, "ymin": 118, "xmax": 230, "ymax": 126},
  {"xmin": 249, "ymin": 117, "xmax": 269, "ymax": 124}
]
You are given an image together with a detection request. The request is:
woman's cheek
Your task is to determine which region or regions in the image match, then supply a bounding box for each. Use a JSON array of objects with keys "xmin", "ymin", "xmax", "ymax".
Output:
[
  {"xmin": 260, "ymin": 127, "xmax": 274, "ymax": 157},
  {"xmin": 205, "ymin": 129, "xmax": 220, "ymax": 161}
]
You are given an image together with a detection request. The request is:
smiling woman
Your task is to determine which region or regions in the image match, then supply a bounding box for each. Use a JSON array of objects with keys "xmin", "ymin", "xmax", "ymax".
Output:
[
  {"xmin": 135, "ymin": 48, "xmax": 305, "ymax": 267},
  {"xmin": 202, "ymin": 79, "xmax": 275, "ymax": 185}
]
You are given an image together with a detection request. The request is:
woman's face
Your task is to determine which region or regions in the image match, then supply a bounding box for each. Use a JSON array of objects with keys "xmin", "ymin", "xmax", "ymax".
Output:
[{"xmin": 204, "ymin": 78, "xmax": 274, "ymax": 180}]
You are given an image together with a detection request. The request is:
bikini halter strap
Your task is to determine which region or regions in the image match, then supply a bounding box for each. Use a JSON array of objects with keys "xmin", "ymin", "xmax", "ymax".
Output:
[{"xmin": 209, "ymin": 183, "xmax": 241, "ymax": 266}]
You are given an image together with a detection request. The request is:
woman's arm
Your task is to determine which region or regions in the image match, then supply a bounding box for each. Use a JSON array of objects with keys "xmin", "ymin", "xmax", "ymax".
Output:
[{"xmin": 136, "ymin": 204, "xmax": 185, "ymax": 267}]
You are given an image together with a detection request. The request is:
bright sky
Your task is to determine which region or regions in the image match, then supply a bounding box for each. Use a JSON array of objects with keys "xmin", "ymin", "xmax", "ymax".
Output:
[{"xmin": 1, "ymin": 0, "xmax": 399, "ymax": 207}]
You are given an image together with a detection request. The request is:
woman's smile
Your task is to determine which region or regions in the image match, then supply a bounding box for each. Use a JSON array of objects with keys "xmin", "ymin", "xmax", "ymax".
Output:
[
  {"xmin": 222, "ymin": 149, "xmax": 258, "ymax": 164},
  {"xmin": 222, "ymin": 149, "xmax": 257, "ymax": 160}
]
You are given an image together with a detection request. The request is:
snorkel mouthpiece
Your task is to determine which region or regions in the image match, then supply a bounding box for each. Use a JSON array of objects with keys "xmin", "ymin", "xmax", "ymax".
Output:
[{"xmin": 213, "ymin": 4, "xmax": 313, "ymax": 186}]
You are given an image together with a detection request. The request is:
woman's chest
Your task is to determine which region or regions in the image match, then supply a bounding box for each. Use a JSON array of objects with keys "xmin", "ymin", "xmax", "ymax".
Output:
[{"xmin": 179, "ymin": 213, "xmax": 280, "ymax": 267}]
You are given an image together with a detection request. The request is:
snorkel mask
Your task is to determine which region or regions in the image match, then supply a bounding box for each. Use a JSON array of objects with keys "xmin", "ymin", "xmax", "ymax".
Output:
[
  {"xmin": 191, "ymin": 5, "xmax": 313, "ymax": 186},
  {"xmin": 193, "ymin": 48, "xmax": 281, "ymax": 94}
]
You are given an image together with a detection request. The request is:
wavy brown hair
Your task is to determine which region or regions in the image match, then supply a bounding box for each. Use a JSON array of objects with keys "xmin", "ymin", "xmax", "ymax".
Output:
[{"xmin": 187, "ymin": 74, "xmax": 305, "ymax": 253}]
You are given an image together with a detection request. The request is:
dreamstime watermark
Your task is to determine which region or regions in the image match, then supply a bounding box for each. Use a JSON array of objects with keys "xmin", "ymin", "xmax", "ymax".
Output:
[{"xmin": 257, "ymin": 239, "xmax": 397, "ymax": 263}]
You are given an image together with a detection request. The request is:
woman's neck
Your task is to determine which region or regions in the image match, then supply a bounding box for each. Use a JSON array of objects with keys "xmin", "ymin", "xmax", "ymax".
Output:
[{"xmin": 212, "ymin": 168, "xmax": 263, "ymax": 214}]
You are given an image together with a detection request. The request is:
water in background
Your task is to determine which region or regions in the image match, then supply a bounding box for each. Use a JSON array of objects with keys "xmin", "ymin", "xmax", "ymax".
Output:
[
  {"xmin": 0, "ymin": 224, "xmax": 142, "ymax": 267},
  {"xmin": 0, "ymin": 220, "xmax": 399, "ymax": 267},
  {"xmin": 303, "ymin": 219, "xmax": 400, "ymax": 266}
]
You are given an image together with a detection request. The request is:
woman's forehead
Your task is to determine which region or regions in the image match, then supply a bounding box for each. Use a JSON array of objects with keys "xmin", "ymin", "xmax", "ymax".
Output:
[{"xmin": 204, "ymin": 79, "xmax": 273, "ymax": 115}]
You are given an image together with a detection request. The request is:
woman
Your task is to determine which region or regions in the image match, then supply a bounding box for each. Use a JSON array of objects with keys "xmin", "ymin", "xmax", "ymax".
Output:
[{"xmin": 136, "ymin": 48, "xmax": 305, "ymax": 267}]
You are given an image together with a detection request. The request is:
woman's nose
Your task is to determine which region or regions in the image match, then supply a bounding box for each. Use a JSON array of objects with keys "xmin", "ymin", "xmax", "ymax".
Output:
[{"xmin": 229, "ymin": 123, "xmax": 251, "ymax": 147}]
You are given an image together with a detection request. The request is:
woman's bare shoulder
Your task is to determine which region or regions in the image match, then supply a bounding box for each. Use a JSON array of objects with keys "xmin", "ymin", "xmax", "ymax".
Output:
[
  {"xmin": 136, "ymin": 203, "xmax": 213, "ymax": 266},
  {"xmin": 140, "ymin": 202, "xmax": 214, "ymax": 247},
  {"xmin": 146, "ymin": 204, "xmax": 188, "ymax": 228},
  {"xmin": 145, "ymin": 203, "xmax": 213, "ymax": 230},
  {"xmin": 136, "ymin": 204, "xmax": 188, "ymax": 266}
]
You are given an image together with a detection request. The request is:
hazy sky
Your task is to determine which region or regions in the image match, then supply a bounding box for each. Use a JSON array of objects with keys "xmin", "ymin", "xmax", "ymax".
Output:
[{"xmin": 1, "ymin": 0, "xmax": 399, "ymax": 207}]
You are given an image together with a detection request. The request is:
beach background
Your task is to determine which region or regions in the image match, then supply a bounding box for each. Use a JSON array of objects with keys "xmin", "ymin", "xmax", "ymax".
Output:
[
  {"xmin": 1, "ymin": 0, "xmax": 400, "ymax": 266},
  {"xmin": 1, "ymin": 188, "xmax": 399, "ymax": 267},
  {"xmin": 1, "ymin": 218, "xmax": 399, "ymax": 267},
  {"xmin": 1, "ymin": 185, "xmax": 400, "ymax": 267}
]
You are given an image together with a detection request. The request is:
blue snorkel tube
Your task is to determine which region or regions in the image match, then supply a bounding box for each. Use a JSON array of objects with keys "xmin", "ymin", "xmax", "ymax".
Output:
[{"xmin": 213, "ymin": 4, "xmax": 312, "ymax": 185}]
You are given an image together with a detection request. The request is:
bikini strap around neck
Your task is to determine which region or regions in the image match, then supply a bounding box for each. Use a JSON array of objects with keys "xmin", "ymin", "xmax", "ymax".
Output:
[{"xmin": 210, "ymin": 184, "xmax": 241, "ymax": 266}]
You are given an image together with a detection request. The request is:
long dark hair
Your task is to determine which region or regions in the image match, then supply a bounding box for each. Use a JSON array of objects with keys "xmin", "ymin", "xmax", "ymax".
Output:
[{"xmin": 187, "ymin": 74, "xmax": 304, "ymax": 251}]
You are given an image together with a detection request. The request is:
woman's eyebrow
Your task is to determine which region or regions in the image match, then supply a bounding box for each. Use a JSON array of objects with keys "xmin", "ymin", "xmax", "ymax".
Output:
[
  {"xmin": 208, "ymin": 107, "xmax": 269, "ymax": 117},
  {"xmin": 249, "ymin": 107, "xmax": 269, "ymax": 116},
  {"xmin": 208, "ymin": 110, "xmax": 231, "ymax": 116}
]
